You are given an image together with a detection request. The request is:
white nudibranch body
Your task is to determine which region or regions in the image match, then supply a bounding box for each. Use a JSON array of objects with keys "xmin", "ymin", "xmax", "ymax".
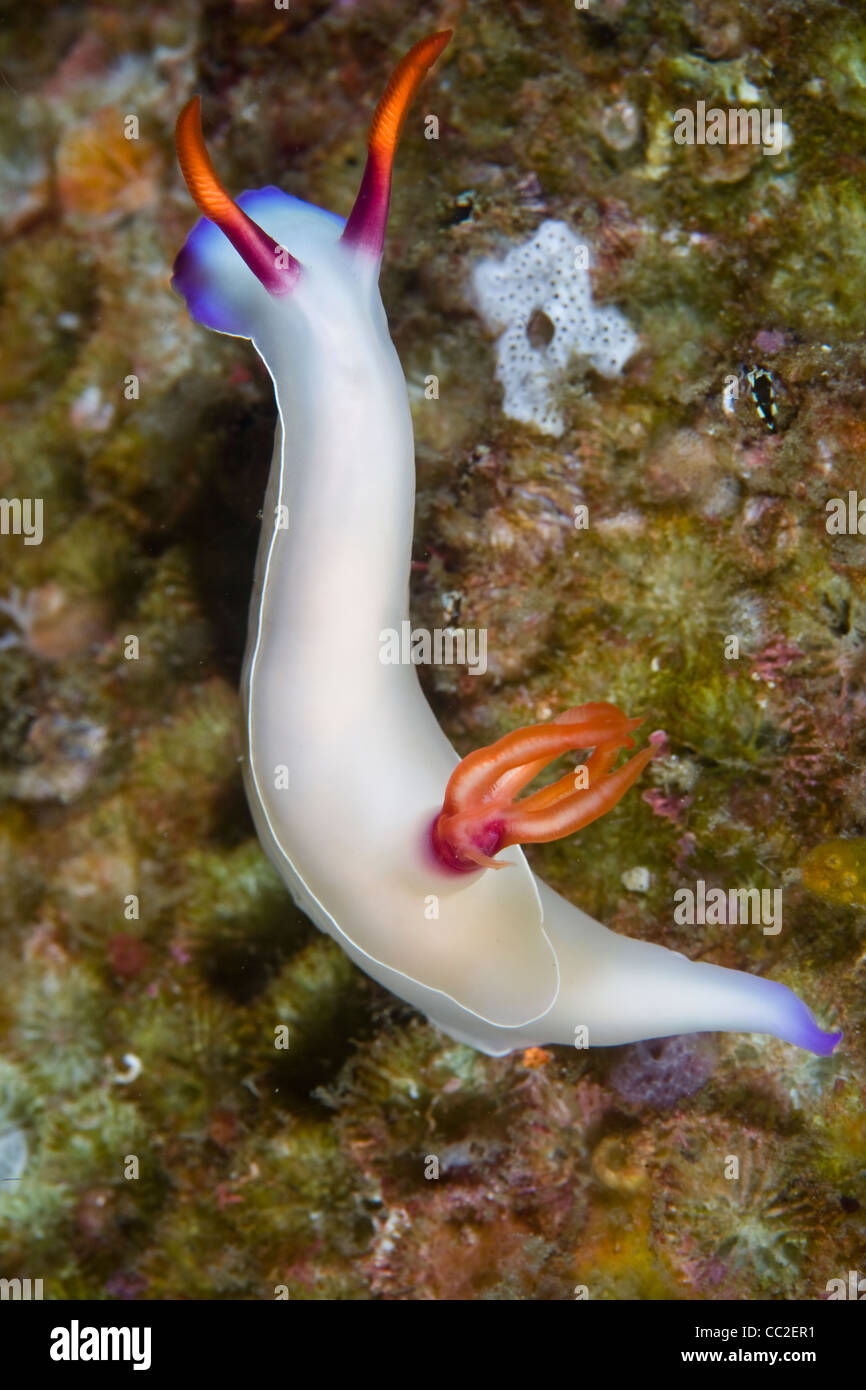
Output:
[{"xmin": 171, "ymin": 34, "xmax": 841, "ymax": 1061}]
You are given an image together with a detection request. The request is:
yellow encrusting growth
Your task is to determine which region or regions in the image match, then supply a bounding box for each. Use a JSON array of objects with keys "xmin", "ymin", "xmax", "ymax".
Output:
[{"xmin": 800, "ymin": 837, "xmax": 866, "ymax": 906}]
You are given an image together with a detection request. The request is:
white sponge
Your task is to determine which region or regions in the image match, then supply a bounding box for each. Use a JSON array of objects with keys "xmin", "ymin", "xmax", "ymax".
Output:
[{"xmin": 471, "ymin": 220, "xmax": 638, "ymax": 437}]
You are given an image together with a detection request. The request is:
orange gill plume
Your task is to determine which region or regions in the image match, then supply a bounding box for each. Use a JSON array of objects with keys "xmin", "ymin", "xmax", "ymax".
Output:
[{"xmin": 432, "ymin": 702, "xmax": 653, "ymax": 871}]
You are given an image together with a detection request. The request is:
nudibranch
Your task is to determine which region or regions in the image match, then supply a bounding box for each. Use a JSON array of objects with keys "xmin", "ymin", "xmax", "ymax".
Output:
[{"xmin": 172, "ymin": 33, "xmax": 841, "ymax": 1058}]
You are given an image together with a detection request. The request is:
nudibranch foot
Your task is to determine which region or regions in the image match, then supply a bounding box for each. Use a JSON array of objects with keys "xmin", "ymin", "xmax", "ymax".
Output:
[
  {"xmin": 494, "ymin": 880, "xmax": 844, "ymax": 1058},
  {"xmin": 432, "ymin": 702, "xmax": 653, "ymax": 871}
]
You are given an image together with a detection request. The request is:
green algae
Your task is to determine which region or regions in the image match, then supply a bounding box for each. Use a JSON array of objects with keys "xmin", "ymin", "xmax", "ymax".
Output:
[{"xmin": 0, "ymin": 233, "xmax": 98, "ymax": 405}]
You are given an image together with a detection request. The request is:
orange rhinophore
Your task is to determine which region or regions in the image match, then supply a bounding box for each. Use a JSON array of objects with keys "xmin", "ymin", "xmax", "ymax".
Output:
[
  {"xmin": 342, "ymin": 29, "xmax": 453, "ymax": 256},
  {"xmin": 175, "ymin": 95, "xmax": 301, "ymax": 294},
  {"xmin": 367, "ymin": 30, "xmax": 452, "ymax": 159},
  {"xmin": 432, "ymin": 701, "xmax": 653, "ymax": 871}
]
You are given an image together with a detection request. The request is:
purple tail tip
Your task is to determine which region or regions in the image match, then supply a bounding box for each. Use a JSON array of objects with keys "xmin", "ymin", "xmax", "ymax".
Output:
[{"xmin": 810, "ymin": 1028, "xmax": 844, "ymax": 1057}]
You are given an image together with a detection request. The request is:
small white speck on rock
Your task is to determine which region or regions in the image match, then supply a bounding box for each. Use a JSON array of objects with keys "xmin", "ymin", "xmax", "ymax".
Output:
[{"xmin": 621, "ymin": 866, "xmax": 651, "ymax": 893}]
